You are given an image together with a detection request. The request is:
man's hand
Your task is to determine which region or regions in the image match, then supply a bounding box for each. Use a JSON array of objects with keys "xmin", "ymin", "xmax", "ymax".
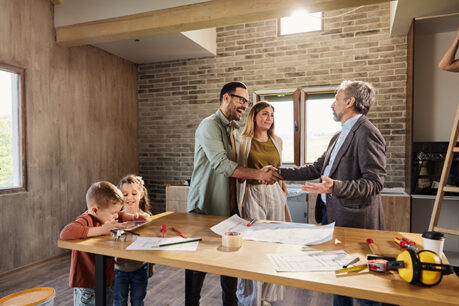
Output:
[
  {"xmin": 301, "ymin": 176, "xmax": 333, "ymax": 194},
  {"xmin": 258, "ymin": 166, "xmax": 282, "ymax": 184},
  {"xmin": 261, "ymin": 165, "xmax": 278, "ymax": 173}
]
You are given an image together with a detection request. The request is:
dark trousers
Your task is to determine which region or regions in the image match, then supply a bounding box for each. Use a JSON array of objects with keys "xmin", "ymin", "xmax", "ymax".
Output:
[
  {"xmin": 322, "ymin": 207, "xmax": 383, "ymax": 306},
  {"xmin": 185, "ymin": 269, "xmax": 238, "ymax": 306},
  {"xmin": 185, "ymin": 207, "xmax": 239, "ymax": 306}
]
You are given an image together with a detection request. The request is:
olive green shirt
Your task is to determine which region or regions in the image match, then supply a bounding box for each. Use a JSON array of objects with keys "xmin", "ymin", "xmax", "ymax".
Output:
[
  {"xmin": 247, "ymin": 138, "xmax": 281, "ymax": 185},
  {"xmin": 187, "ymin": 109, "xmax": 240, "ymax": 216}
]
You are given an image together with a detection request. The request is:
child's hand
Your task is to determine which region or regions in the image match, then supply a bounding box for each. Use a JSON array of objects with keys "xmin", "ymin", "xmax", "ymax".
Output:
[
  {"xmin": 119, "ymin": 211, "xmax": 147, "ymax": 222},
  {"xmin": 100, "ymin": 220, "xmax": 126, "ymax": 235},
  {"xmin": 87, "ymin": 219, "xmax": 126, "ymax": 237}
]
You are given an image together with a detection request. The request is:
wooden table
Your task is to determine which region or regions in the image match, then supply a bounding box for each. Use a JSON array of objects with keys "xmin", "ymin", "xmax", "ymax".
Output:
[{"xmin": 57, "ymin": 212, "xmax": 459, "ymax": 306}]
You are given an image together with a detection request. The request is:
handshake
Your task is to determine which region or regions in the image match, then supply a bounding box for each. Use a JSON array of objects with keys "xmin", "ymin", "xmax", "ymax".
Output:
[{"xmin": 258, "ymin": 165, "xmax": 282, "ymax": 185}]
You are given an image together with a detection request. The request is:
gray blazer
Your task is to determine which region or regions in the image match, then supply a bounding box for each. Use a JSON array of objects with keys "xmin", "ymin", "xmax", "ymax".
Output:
[{"xmin": 280, "ymin": 115, "xmax": 386, "ymax": 230}]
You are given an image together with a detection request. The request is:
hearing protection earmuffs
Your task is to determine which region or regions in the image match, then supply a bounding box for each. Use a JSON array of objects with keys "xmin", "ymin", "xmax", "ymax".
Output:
[{"xmin": 396, "ymin": 248, "xmax": 457, "ymax": 286}]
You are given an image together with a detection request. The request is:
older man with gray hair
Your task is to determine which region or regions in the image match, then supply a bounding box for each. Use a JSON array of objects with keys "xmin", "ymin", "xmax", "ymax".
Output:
[{"xmin": 275, "ymin": 80, "xmax": 386, "ymax": 305}]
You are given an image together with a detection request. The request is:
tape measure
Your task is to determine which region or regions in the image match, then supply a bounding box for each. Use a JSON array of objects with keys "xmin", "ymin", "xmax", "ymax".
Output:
[{"xmin": 336, "ymin": 264, "xmax": 367, "ymax": 274}]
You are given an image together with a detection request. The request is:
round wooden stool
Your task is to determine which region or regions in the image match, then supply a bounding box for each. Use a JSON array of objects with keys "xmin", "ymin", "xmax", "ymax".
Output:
[{"xmin": 0, "ymin": 287, "xmax": 55, "ymax": 306}]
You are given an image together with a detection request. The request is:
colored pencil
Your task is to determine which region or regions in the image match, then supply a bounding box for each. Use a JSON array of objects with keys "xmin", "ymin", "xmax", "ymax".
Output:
[
  {"xmin": 170, "ymin": 226, "xmax": 187, "ymax": 238},
  {"xmin": 152, "ymin": 238, "xmax": 202, "ymax": 248}
]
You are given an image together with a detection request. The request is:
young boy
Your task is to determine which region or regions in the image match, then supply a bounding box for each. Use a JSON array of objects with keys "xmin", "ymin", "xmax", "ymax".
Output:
[{"xmin": 60, "ymin": 181, "xmax": 146, "ymax": 306}]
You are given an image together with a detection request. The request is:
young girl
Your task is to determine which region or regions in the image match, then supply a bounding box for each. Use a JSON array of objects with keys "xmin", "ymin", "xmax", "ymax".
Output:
[
  {"xmin": 237, "ymin": 101, "xmax": 291, "ymax": 306},
  {"xmin": 114, "ymin": 174, "xmax": 152, "ymax": 306}
]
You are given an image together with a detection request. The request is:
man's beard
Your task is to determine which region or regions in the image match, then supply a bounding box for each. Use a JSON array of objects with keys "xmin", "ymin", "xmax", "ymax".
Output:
[{"xmin": 333, "ymin": 110, "xmax": 343, "ymax": 122}]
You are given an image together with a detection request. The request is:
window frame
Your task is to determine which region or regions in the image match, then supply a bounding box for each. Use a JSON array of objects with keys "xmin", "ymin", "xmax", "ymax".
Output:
[
  {"xmin": 254, "ymin": 85, "xmax": 337, "ymax": 166},
  {"xmin": 0, "ymin": 62, "xmax": 27, "ymax": 194},
  {"xmin": 254, "ymin": 88, "xmax": 300, "ymax": 166}
]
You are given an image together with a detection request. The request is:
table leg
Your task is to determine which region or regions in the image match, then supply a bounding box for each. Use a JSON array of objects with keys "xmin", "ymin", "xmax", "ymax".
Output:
[
  {"xmin": 185, "ymin": 269, "xmax": 192, "ymax": 306},
  {"xmin": 95, "ymin": 254, "xmax": 106, "ymax": 306}
]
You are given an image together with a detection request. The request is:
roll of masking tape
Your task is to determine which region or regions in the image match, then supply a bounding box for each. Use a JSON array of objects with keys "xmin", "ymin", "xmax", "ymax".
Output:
[{"xmin": 222, "ymin": 231, "xmax": 243, "ymax": 248}]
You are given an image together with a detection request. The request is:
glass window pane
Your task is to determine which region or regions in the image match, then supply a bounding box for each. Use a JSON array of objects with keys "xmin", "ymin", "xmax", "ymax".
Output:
[
  {"xmin": 305, "ymin": 93, "xmax": 341, "ymax": 163},
  {"xmin": 0, "ymin": 69, "xmax": 21, "ymax": 189},
  {"xmin": 280, "ymin": 11, "xmax": 322, "ymax": 36},
  {"xmin": 260, "ymin": 95, "xmax": 294, "ymax": 163}
]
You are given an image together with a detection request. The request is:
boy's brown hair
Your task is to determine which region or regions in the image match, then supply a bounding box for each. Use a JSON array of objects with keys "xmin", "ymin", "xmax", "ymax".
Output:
[{"xmin": 86, "ymin": 181, "xmax": 124, "ymax": 209}]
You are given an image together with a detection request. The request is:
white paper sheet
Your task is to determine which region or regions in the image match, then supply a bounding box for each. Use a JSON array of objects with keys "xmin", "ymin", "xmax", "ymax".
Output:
[
  {"xmin": 126, "ymin": 237, "xmax": 200, "ymax": 251},
  {"xmin": 210, "ymin": 214, "xmax": 334, "ymax": 245},
  {"xmin": 267, "ymin": 251, "xmax": 354, "ymax": 272}
]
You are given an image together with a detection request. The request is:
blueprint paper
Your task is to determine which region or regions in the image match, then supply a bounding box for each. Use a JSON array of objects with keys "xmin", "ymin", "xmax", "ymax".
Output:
[
  {"xmin": 210, "ymin": 214, "xmax": 334, "ymax": 245},
  {"xmin": 267, "ymin": 251, "xmax": 354, "ymax": 272}
]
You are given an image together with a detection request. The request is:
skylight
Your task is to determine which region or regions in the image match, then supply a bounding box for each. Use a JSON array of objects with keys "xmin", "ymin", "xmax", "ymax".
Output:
[{"xmin": 279, "ymin": 11, "xmax": 322, "ymax": 36}]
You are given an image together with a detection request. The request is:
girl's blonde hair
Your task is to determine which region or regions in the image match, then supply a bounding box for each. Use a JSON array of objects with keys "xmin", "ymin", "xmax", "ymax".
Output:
[
  {"xmin": 241, "ymin": 101, "xmax": 275, "ymax": 138},
  {"xmin": 118, "ymin": 174, "xmax": 151, "ymax": 215}
]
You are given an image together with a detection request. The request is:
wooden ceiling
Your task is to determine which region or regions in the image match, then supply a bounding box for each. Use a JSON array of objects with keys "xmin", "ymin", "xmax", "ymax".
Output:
[{"xmin": 54, "ymin": 0, "xmax": 390, "ymax": 47}]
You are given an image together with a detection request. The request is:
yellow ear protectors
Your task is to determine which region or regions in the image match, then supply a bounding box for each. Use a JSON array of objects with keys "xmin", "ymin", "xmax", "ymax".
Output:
[{"xmin": 396, "ymin": 249, "xmax": 458, "ymax": 286}]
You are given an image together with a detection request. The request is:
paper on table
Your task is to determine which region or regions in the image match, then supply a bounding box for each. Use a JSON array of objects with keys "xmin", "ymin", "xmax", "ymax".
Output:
[
  {"xmin": 267, "ymin": 251, "xmax": 355, "ymax": 272},
  {"xmin": 126, "ymin": 237, "xmax": 199, "ymax": 251},
  {"xmin": 210, "ymin": 214, "xmax": 334, "ymax": 245}
]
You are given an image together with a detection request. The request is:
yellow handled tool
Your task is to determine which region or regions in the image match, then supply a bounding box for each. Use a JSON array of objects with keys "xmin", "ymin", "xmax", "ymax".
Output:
[{"xmin": 336, "ymin": 264, "xmax": 367, "ymax": 274}]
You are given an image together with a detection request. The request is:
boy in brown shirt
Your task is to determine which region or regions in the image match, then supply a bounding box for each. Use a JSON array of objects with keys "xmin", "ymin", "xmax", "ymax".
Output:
[{"xmin": 60, "ymin": 181, "xmax": 146, "ymax": 306}]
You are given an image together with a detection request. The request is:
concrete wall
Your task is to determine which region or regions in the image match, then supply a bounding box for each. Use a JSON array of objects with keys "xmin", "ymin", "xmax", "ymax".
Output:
[{"xmin": 0, "ymin": 0, "xmax": 138, "ymax": 274}]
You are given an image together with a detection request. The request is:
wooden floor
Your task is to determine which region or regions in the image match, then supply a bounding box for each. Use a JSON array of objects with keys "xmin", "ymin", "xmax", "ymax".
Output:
[{"xmin": 0, "ymin": 254, "xmax": 332, "ymax": 305}]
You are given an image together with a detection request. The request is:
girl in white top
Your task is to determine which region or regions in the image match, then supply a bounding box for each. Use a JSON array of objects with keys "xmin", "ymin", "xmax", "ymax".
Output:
[
  {"xmin": 237, "ymin": 101, "xmax": 291, "ymax": 306},
  {"xmin": 114, "ymin": 175, "xmax": 152, "ymax": 306}
]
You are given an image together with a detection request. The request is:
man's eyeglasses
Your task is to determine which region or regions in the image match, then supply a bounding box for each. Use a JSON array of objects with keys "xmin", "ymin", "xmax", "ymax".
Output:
[{"xmin": 230, "ymin": 94, "xmax": 252, "ymax": 106}]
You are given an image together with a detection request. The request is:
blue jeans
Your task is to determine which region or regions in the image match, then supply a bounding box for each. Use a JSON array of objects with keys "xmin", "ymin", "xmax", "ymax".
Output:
[
  {"xmin": 333, "ymin": 295, "xmax": 382, "ymax": 306},
  {"xmin": 114, "ymin": 264, "xmax": 149, "ymax": 306},
  {"xmin": 74, "ymin": 283, "xmax": 114, "ymax": 306}
]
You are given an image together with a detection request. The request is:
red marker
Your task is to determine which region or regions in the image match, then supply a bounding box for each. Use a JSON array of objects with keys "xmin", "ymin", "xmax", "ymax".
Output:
[
  {"xmin": 247, "ymin": 219, "xmax": 256, "ymax": 227},
  {"xmin": 160, "ymin": 224, "xmax": 167, "ymax": 238},
  {"xmin": 170, "ymin": 226, "xmax": 187, "ymax": 238}
]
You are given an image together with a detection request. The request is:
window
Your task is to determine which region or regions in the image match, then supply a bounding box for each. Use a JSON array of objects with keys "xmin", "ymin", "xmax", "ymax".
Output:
[
  {"xmin": 256, "ymin": 87, "xmax": 340, "ymax": 166},
  {"xmin": 304, "ymin": 92, "xmax": 340, "ymax": 163},
  {"xmin": 0, "ymin": 63, "xmax": 26, "ymax": 193},
  {"xmin": 279, "ymin": 11, "xmax": 323, "ymax": 36},
  {"xmin": 258, "ymin": 91, "xmax": 298, "ymax": 164}
]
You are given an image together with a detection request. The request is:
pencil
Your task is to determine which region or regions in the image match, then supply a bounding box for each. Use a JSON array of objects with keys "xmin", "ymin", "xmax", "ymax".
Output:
[
  {"xmin": 152, "ymin": 238, "xmax": 202, "ymax": 248},
  {"xmin": 170, "ymin": 226, "xmax": 187, "ymax": 238}
]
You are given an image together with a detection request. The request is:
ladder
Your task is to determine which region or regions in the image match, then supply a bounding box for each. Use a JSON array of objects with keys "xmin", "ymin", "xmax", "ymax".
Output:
[{"xmin": 428, "ymin": 105, "xmax": 459, "ymax": 235}]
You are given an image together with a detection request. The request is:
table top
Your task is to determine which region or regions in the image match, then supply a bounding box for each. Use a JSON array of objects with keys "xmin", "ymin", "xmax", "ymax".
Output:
[{"xmin": 57, "ymin": 212, "xmax": 459, "ymax": 306}]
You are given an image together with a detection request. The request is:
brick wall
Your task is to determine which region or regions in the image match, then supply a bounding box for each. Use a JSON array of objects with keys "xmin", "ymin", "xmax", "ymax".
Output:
[{"xmin": 138, "ymin": 3, "xmax": 408, "ymax": 213}]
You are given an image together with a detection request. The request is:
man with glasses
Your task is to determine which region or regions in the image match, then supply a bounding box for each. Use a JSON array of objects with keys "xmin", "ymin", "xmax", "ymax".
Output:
[{"xmin": 186, "ymin": 82, "xmax": 281, "ymax": 306}]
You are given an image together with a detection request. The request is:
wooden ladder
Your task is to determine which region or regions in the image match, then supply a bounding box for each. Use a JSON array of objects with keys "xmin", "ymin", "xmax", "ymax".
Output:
[{"xmin": 428, "ymin": 105, "xmax": 459, "ymax": 235}]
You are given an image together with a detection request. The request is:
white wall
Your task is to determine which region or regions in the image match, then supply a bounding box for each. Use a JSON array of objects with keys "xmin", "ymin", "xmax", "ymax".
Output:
[
  {"xmin": 414, "ymin": 29, "xmax": 459, "ymax": 141},
  {"xmin": 54, "ymin": 0, "xmax": 212, "ymax": 26}
]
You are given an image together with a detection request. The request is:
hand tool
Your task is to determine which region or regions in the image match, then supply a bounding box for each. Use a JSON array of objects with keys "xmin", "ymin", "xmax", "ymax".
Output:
[
  {"xmin": 394, "ymin": 237, "xmax": 418, "ymax": 250},
  {"xmin": 160, "ymin": 224, "xmax": 167, "ymax": 238}
]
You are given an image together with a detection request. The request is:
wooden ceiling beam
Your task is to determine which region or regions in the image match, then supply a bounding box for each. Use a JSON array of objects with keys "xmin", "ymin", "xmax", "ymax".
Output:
[{"xmin": 56, "ymin": 0, "xmax": 389, "ymax": 47}]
